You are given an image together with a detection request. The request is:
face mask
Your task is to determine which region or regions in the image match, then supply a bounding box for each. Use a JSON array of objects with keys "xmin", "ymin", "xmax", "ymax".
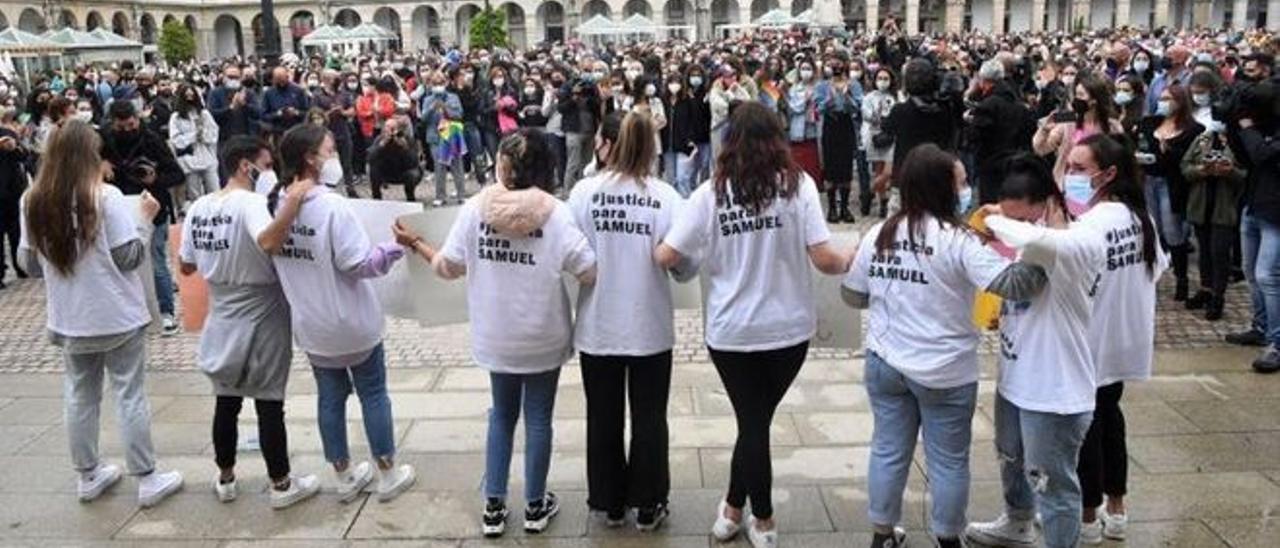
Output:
[
  {"xmin": 1156, "ymin": 100, "xmax": 1173, "ymax": 116},
  {"xmin": 73, "ymin": 111, "xmax": 93, "ymax": 122},
  {"xmin": 645, "ymin": 84, "xmax": 657, "ymax": 97},
  {"xmin": 524, "ymin": 86, "xmax": 537, "ymax": 95},
  {"xmin": 1205, "ymin": 119, "xmax": 1227, "ymax": 134},
  {"xmin": 319, "ymin": 157, "xmax": 343, "ymax": 188},
  {"xmin": 1193, "ymin": 93, "xmax": 1211, "ymax": 107},
  {"xmin": 1114, "ymin": 91, "xmax": 1133, "ymax": 106},
  {"xmin": 225, "ymin": 79, "xmax": 241, "ymax": 90},
  {"xmin": 823, "ymin": 66, "xmax": 834, "ymax": 77},
  {"xmin": 432, "ymin": 85, "xmax": 446, "ymax": 94},
  {"xmin": 1071, "ymin": 98, "xmax": 1090, "ymax": 115},
  {"xmin": 346, "ymin": 82, "xmax": 358, "ymax": 91},
  {"xmin": 492, "ymin": 78, "xmax": 505, "ymax": 88},
  {"xmin": 689, "ymin": 76, "xmax": 703, "ymax": 87},
  {"xmin": 1061, "ymin": 75, "xmax": 1076, "ymax": 87},
  {"xmin": 1063, "ymin": 173, "xmax": 1096, "ymax": 212},
  {"xmin": 956, "ymin": 186, "xmax": 973, "ymax": 216},
  {"xmin": 667, "ymin": 83, "xmax": 682, "ymax": 94},
  {"xmin": 306, "ymin": 79, "xmax": 319, "ymax": 88},
  {"xmin": 625, "ymin": 70, "xmax": 642, "ymax": 81},
  {"xmin": 1197, "ymin": 53, "xmax": 1214, "ymax": 64},
  {"xmin": 1133, "ymin": 60, "xmax": 1149, "ymax": 72},
  {"xmin": 876, "ymin": 79, "xmax": 891, "ymax": 91},
  {"xmin": 850, "ymin": 70, "xmax": 863, "ymax": 80},
  {"xmin": 610, "ymin": 85, "xmax": 624, "ymax": 94}
]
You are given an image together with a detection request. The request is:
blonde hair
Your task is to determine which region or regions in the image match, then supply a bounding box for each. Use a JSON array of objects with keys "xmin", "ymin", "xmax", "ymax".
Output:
[
  {"xmin": 24, "ymin": 120, "xmax": 104, "ymax": 276},
  {"xmin": 605, "ymin": 112, "xmax": 655, "ymax": 181}
]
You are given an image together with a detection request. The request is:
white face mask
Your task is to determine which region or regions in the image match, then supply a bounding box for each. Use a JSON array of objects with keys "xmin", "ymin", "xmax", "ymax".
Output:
[
  {"xmin": 1061, "ymin": 75, "xmax": 1076, "ymax": 87},
  {"xmin": 876, "ymin": 79, "xmax": 891, "ymax": 91},
  {"xmin": 1193, "ymin": 93, "xmax": 1212, "ymax": 107},
  {"xmin": 319, "ymin": 157, "xmax": 343, "ymax": 188},
  {"xmin": 1133, "ymin": 60, "xmax": 1150, "ymax": 72},
  {"xmin": 346, "ymin": 82, "xmax": 359, "ymax": 91},
  {"xmin": 224, "ymin": 79, "xmax": 241, "ymax": 91},
  {"xmin": 799, "ymin": 69, "xmax": 814, "ymax": 80},
  {"xmin": 432, "ymin": 85, "xmax": 446, "ymax": 94},
  {"xmin": 625, "ymin": 69, "xmax": 642, "ymax": 81},
  {"xmin": 689, "ymin": 76, "xmax": 703, "ymax": 87},
  {"xmin": 1114, "ymin": 91, "xmax": 1133, "ymax": 106},
  {"xmin": 610, "ymin": 85, "xmax": 624, "ymax": 94},
  {"xmin": 74, "ymin": 111, "xmax": 93, "ymax": 122},
  {"xmin": 644, "ymin": 84, "xmax": 657, "ymax": 97},
  {"xmin": 667, "ymin": 83, "xmax": 682, "ymax": 94},
  {"xmin": 524, "ymin": 86, "xmax": 537, "ymax": 95},
  {"xmin": 492, "ymin": 78, "xmax": 505, "ymax": 88}
]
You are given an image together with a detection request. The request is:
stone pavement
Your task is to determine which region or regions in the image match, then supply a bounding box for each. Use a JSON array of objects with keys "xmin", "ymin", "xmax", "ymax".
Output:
[{"xmin": 1, "ymin": 183, "xmax": 1278, "ymax": 547}]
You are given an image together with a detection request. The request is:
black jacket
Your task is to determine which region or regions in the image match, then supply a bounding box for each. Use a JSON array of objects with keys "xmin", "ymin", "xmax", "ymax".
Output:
[
  {"xmin": 690, "ymin": 88, "xmax": 712, "ymax": 143},
  {"xmin": 557, "ymin": 81, "xmax": 600, "ymax": 135},
  {"xmin": 884, "ymin": 95, "xmax": 960, "ymax": 166},
  {"xmin": 1238, "ymin": 124, "xmax": 1280, "ymax": 224},
  {"xmin": 1140, "ymin": 116, "xmax": 1204, "ymax": 214},
  {"xmin": 100, "ymin": 127, "xmax": 184, "ymax": 225},
  {"xmin": 368, "ymin": 133, "xmax": 421, "ymax": 185},
  {"xmin": 0, "ymin": 126, "xmax": 29, "ymax": 206},
  {"xmin": 662, "ymin": 96, "xmax": 699, "ymax": 154},
  {"xmin": 968, "ymin": 81, "xmax": 1035, "ymax": 181}
]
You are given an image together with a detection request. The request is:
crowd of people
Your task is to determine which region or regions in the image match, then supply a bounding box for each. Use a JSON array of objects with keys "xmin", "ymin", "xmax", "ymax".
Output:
[{"xmin": 6, "ymin": 17, "xmax": 1280, "ymax": 548}]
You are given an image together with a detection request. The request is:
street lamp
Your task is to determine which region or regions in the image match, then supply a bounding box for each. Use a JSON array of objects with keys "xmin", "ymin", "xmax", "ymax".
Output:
[{"xmin": 259, "ymin": 0, "xmax": 282, "ymax": 66}]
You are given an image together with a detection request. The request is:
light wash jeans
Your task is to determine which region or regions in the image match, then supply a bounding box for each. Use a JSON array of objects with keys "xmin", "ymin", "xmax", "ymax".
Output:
[
  {"xmin": 484, "ymin": 368, "xmax": 561, "ymax": 502},
  {"xmin": 994, "ymin": 393, "xmax": 1093, "ymax": 548},
  {"xmin": 64, "ymin": 328, "xmax": 157, "ymax": 475},
  {"xmin": 1242, "ymin": 206, "xmax": 1280, "ymax": 345},
  {"xmin": 464, "ymin": 123, "xmax": 488, "ymax": 185},
  {"xmin": 564, "ymin": 132, "xmax": 593, "ymax": 192},
  {"xmin": 1143, "ymin": 175, "xmax": 1188, "ymax": 246},
  {"xmin": 185, "ymin": 166, "xmax": 220, "ymax": 201},
  {"xmin": 311, "ymin": 343, "xmax": 396, "ymax": 464},
  {"xmin": 865, "ymin": 352, "xmax": 976, "ymax": 537},
  {"xmin": 433, "ymin": 153, "xmax": 466, "ymax": 203},
  {"xmin": 150, "ymin": 223, "xmax": 175, "ymax": 316}
]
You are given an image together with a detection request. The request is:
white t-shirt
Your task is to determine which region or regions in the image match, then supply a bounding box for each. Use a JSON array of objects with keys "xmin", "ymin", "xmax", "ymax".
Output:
[
  {"xmin": 271, "ymin": 187, "xmax": 384, "ymax": 358},
  {"xmin": 844, "ymin": 218, "xmax": 1010, "ymax": 389},
  {"xmin": 987, "ymin": 215, "xmax": 1106, "ymax": 415},
  {"xmin": 663, "ymin": 173, "xmax": 830, "ymax": 352},
  {"xmin": 568, "ymin": 173, "xmax": 683, "ymax": 356},
  {"xmin": 1074, "ymin": 202, "xmax": 1168, "ymax": 386},
  {"xmin": 20, "ymin": 184, "xmax": 150, "ymax": 337},
  {"xmin": 439, "ymin": 197, "xmax": 596, "ymax": 374},
  {"xmin": 178, "ymin": 189, "xmax": 278, "ymax": 286}
]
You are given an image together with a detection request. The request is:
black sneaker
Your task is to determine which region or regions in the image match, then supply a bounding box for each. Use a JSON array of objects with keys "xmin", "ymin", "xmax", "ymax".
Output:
[
  {"xmin": 1185, "ymin": 290, "xmax": 1211, "ymax": 310},
  {"xmin": 1226, "ymin": 328, "xmax": 1268, "ymax": 347},
  {"xmin": 524, "ymin": 492, "xmax": 560, "ymax": 534},
  {"xmin": 1253, "ymin": 346, "xmax": 1280, "ymax": 374},
  {"xmin": 636, "ymin": 502, "xmax": 669, "ymax": 532},
  {"xmin": 870, "ymin": 526, "xmax": 907, "ymax": 547},
  {"xmin": 482, "ymin": 498, "xmax": 508, "ymax": 538},
  {"xmin": 603, "ymin": 508, "xmax": 626, "ymax": 528}
]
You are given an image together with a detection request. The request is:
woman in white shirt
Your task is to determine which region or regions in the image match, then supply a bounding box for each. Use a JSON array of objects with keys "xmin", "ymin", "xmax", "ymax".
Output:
[
  {"xmin": 842, "ymin": 145, "xmax": 1048, "ymax": 548},
  {"xmin": 396, "ymin": 129, "xmax": 596, "ymax": 537},
  {"xmin": 18, "ymin": 120, "xmax": 184, "ymax": 508},
  {"xmin": 966, "ymin": 154, "xmax": 1108, "ymax": 548},
  {"xmin": 1064, "ymin": 134, "xmax": 1167, "ymax": 544},
  {"xmin": 266, "ymin": 124, "xmax": 416, "ymax": 505},
  {"xmin": 169, "ymin": 83, "xmax": 220, "ymax": 212},
  {"xmin": 568, "ymin": 112, "xmax": 683, "ymax": 531},
  {"xmin": 655, "ymin": 102, "xmax": 852, "ymax": 548},
  {"xmin": 177, "ymin": 136, "xmax": 320, "ymax": 508}
]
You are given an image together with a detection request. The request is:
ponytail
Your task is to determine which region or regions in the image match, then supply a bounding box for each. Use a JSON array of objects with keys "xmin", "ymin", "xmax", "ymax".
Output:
[{"xmin": 1078, "ymin": 134, "xmax": 1159, "ymax": 275}]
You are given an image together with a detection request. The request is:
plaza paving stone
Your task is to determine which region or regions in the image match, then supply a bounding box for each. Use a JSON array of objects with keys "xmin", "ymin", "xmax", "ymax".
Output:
[{"xmin": 1, "ymin": 184, "xmax": 1278, "ymax": 545}]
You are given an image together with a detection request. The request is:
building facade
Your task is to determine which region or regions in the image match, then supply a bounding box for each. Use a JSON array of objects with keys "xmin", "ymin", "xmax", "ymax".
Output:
[{"xmin": 4, "ymin": 0, "xmax": 1280, "ymax": 60}]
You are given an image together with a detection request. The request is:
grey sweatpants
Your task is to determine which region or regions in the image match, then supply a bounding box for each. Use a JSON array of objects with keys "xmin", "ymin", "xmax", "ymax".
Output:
[{"xmin": 63, "ymin": 329, "xmax": 157, "ymax": 476}]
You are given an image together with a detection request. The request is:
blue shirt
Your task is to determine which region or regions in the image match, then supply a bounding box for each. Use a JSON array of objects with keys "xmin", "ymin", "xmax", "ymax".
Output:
[{"xmin": 261, "ymin": 83, "xmax": 310, "ymax": 132}]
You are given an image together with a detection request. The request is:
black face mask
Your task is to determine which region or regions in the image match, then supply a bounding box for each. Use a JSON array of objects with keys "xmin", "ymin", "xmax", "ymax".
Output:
[
  {"xmin": 1071, "ymin": 98, "xmax": 1090, "ymax": 115},
  {"xmin": 115, "ymin": 127, "xmax": 140, "ymax": 141}
]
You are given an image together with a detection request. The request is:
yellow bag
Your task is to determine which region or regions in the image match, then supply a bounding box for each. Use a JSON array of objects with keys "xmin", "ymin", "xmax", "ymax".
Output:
[{"xmin": 969, "ymin": 209, "xmax": 1003, "ymax": 330}]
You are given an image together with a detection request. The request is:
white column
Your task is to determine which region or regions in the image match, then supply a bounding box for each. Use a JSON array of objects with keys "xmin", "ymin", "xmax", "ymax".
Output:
[
  {"xmin": 1115, "ymin": 0, "xmax": 1130, "ymax": 27},
  {"xmin": 993, "ymin": 0, "xmax": 1007, "ymax": 33},
  {"xmin": 738, "ymin": 0, "xmax": 752, "ymax": 24},
  {"xmin": 1192, "ymin": 0, "xmax": 1212, "ymax": 26},
  {"xmin": 1232, "ymin": 0, "xmax": 1249, "ymax": 28},
  {"xmin": 1270, "ymin": 0, "xmax": 1280, "ymax": 30},
  {"xmin": 866, "ymin": 0, "xmax": 879, "ymax": 33},
  {"xmin": 1071, "ymin": 0, "xmax": 1089, "ymax": 29},
  {"xmin": 905, "ymin": 0, "xmax": 920, "ymax": 34},
  {"xmin": 1154, "ymin": 0, "xmax": 1170, "ymax": 27},
  {"xmin": 945, "ymin": 0, "xmax": 964, "ymax": 32},
  {"xmin": 1031, "ymin": 0, "xmax": 1046, "ymax": 30}
]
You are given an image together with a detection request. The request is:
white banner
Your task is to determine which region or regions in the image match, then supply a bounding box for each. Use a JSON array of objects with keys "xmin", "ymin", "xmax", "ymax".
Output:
[{"xmin": 346, "ymin": 199, "xmax": 425, "ymax": 319}]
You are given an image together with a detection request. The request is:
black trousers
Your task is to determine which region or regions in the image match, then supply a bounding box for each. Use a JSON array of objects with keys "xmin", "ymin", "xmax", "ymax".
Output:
[
  {"xmin": 580, "ymin": 350, "xmax": 672, "ymax": 511},
  {"xmin": 213, "ymin": 396, "xmax": 290, "ymax": 481},
  {"xmin": 1077, "ymin": 382, "xmax": 1126, "ymax": 508},
  {"xmin": 0, "ymin": 198, "xmax": 19, "ymax": 277},
  {"xmin": 710, "ymin": 341, "xmax": 808, "ymax": 520},
  {"xmin": 1194, "ymin": 223, "xmax": 1235, "ymax": 298}
]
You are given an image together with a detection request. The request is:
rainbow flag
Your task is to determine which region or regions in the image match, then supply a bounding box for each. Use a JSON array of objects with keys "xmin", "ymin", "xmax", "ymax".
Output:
[{"xmin": 437, "ymin": 120, "xmax": 468, "ymax": 163}]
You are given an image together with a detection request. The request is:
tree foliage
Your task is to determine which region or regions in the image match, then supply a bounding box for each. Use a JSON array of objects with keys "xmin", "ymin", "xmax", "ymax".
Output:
[
  {"xmin": 158, "ymin": 20, "xmax": 196, "ymax": 64},
  {"xmin": 469, "ymin": 7, "xmax": 509, "ymax": 50}
]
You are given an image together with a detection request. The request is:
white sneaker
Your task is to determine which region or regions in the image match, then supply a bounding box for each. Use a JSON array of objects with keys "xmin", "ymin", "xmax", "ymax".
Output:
[
  {"xmin": 711, "ymin": 499, "xmax": 742, "ymax": 541},
  {"xmin": 160, "ymin": 314, "xmax": 180, "ymax": 337},
  {"xmin": 965, "ymin": 513, "xmax": 1038, "ymax": 547},
  {"xmin": 334, "ymin": 461, "xmax": 374, "ymax": 503},
  {"xmin": 431, "ymin": 199, "xmax": 445, "ymax": 207},
  {"xmin": 213, "ymin": 476, "xmax": 237, "ymax": 503},
  {"xmin": 1080, "ymin": 518, "xmax": 1103, "ymax": 545},
  {"xmin": 77, "ymin": 463, "xmax": 122, "ymax": 502},
  {"xmin": 270, "ymin": 474, "xmax": 321, "ymax": 509},
  {"xmin": 375, "ymin": 464, "xmax": 416, "ymax": 502},
  {"xmin": 138, "ymin": 470, "xmax": 184, "ymax": 508},
  {"xmin": 746, "ymin": 515, "xmax": 778, "ymax": 548},
  {"xmin": 1100, "ymin": 507, "xmax": 1128, "ymax": 540}
]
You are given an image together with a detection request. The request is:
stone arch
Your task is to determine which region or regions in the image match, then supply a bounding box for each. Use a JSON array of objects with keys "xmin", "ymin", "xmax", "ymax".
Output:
[
  {"xmin": 185, "ymin": 15, "xmax": 198, "ymax": 34},
  {"xmin": 111, "ymin": 11, "xmax": 130, "ymax": 36},
  {"xmin": 0, "ymin": 11, "xmax": 9, "ymax": 31},
  {"xmin": 583, "ymin": 0, "xmax": 612, "ymax": 18},
  {"xmin": 751, "ymin": 0, "xmax": 778, "ymax": 20},
  {"xmin": 791, "ymin": 0, "xmax": 811, "ymax": 15},
  {"xmin": 214, "ymin": 14, "xmax": 243, "ymax": 58},
  {"xmin": 665, "ymin": 0, "xmax": 694, "ymax": 25},
  {"xmin": 289, "ymin": 11, "xmax": 315, "ymax": 54},
  {"xmin": 163, "ymin": 14, "xmax": 177, "ymax": 26},
  {"xmin": 624, "ymin": 0, "xmax": 652, "ymax": 17},
  {"xmin": 373, "ymin": 7, "xmax": 402, "ymax": 45},
  {"xmin": 712, "ymin": 0, "xmax": 739, "ymax": 27},
  {"xmin": 502, "ymin": 3, "xmax": 527, "ymax": 47},
  {"xmin": 537, "ymin": 1, "xmax": 565, "ymax": 43},
  {"xmin": 966, "ymin": 0, "xmax": 993, "ymax": 30},
  {"xmin": 140, "ymin": 13, "xmax": 157, "ymax": 44},
  {"xmin": 456, "ymin": 3, "xmax": 482, "ymax": 47},
  {"xmin": 87, "ymin": 12, "xmax": 105, "ymax": 31},
  {"xmin": 18, "ymin": 8, "xmax": 45, "ymax": 33},
  {"xmin": 411, "ymin": 5, "xmax": 442, "ymax": 50},
  {"xmin": 1090, "ymin": 0, "xmax": 1115, "ymax": 29},
  {"xmin": 333, "ymin": 8, "xmax": 361, "ymax": 28},
  {"xmin": 57, "ymin": 9, "xmax": 77, "ymax": 30}
]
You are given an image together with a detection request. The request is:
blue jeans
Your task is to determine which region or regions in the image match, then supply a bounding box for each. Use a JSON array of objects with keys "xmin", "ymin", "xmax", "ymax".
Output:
[
  {"xmin": 865, "ymin": 352, "xmax": 976, "ymax": 537},
  {"xmin": 694, "ymin": 141, "xmax": 712, "ymax": 188},
  {"xmin": 1144, "ymin": 175, "xmax": 1188, "ymax": 246},
  {"xmin": 661, "ymin": 150, "xmax": 698, "ymax": 198},
  {"xmin": 994, "ymin": 393, "xmax": 1093, "ymax": 548},
  {"xmin": 311, "ymin": 344, "xmax": 396, "ymax": 464},
  {"xmin": 484, "ymin": 368, "xmax": 561, "ymax": 502},
  {"xmin": 1242, "ymin": 206, "xmax": 1280, "ymax": 345},
  {"xmin": 150, "ymin": 223, "xmax": 175, "ymax": 316},
  {"xmin": 464, "ymin": 123, "xmax": 487, "ymax": 185}
]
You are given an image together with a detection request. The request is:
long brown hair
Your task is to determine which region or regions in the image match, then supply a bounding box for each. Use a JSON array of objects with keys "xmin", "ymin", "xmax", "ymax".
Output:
[
  {"xmin": 24, "ymin": 120, "xmax": 105, "ymax": 276},
  {"xmin": 606, "ymin": 112, "xmax": 655, "ymax": 181},
  {"xmin": 1161, "ymin": 83, "xmax": 1194, "ymax": 130},
  {"xmin": 714, "ymin": 101, "xmax": 800, "ymax": 213},
  {"xmin": 874, "ymin": 144, "xmax": 966, "ymax": 254}
]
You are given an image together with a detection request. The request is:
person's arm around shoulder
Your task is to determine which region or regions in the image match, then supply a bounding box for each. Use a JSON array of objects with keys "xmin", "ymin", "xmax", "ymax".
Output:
[{"xmin": 256, "ymin": 178, "xmax": 314, "ymax": 254}]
